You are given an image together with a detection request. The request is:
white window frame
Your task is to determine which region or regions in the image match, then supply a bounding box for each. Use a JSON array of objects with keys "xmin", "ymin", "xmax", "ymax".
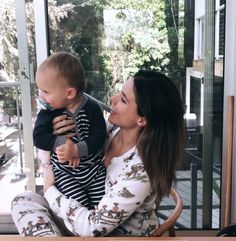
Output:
[
  {"xmin": 196, "ymin": 16, "xmax": 205, "ymax": 59},
  {"xmin": 195, "ymin": 0, "xmax": 225, "ymax": 60},
  {"xmin": 215, "ymin": 0, "xmax": 225, "ymax": 59},
  {"xmin": 185, "ymin": 67, "xmax": 204, "ymax": 126}
]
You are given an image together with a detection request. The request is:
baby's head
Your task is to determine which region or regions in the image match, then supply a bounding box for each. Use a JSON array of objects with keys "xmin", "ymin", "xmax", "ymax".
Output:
[
  {"xmin": 36, "ymin": 52, "xmax": 85, "ymax": 110},
  {"xmin": 39, "ymin": 51, "xmax": 85, "ymax": 94}
]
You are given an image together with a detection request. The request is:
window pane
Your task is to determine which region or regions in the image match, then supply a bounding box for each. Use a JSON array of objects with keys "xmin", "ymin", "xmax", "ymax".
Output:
[
  {"xmin": 0, "ymin": 0, "xmax": 225, "ymax": 233},
  {"xmin": 0, "ymin": 0, "xmax": 37, "ymax": 233},
  {"xmin": 46, "ymin": 0, "xmax": 224, "ymax": 230},
  {"xmin": 219, "ymin": 8, "xmax": 225, "ymax": 56}
]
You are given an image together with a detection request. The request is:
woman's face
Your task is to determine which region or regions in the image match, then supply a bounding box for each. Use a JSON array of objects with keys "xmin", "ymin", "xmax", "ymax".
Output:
[{"xmin": 108, "ymin": 77, "xmax": 142, "ymax": 128}]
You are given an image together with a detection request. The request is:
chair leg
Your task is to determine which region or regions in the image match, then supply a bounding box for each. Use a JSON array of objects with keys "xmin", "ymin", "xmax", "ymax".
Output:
[{"xmin": 168, "ymin": 226, "xmax": 176, "ymax": 237}]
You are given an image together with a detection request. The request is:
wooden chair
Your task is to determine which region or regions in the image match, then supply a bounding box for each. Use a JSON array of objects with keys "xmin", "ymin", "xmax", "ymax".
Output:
[
  {"xmin": 216, "ymin": 223, "xmax": 236, "ymax": 236},
  {"xmin": 152, "ymin": 188, "xmax": 183, "ymax": 237}
]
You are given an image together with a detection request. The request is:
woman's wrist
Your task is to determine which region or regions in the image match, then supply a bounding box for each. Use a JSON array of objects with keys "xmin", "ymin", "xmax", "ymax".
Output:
[
  {"xmin": 43, "ymin": 184, "xmax": 50, "ymax": 194},
  {"xmin": 44, "ymin": 185, "xmax": 63, "ymax": 208},
  {"xmin": 44, "ymin": 182, "xmax": 54, "ymax": 193},
  {"xmin": 42, "ymin": 163, "xmax": 55, "ymax": 193}
]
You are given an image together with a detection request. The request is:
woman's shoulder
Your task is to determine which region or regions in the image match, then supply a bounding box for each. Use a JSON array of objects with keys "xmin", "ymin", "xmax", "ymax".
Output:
[
  {"xmin": 118, "ymin": 148, "xmax": 145, "ymax": 173},
  {"xmin": 113, "ymin": 149, "xmax": 151, "ymax": 193},
  {"xmin": 126, "ymin": 149, "xmax": 144, "ymax": 169}
]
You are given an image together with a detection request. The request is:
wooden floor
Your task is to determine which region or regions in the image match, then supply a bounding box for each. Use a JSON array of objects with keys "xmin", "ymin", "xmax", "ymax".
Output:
[{"xmin": 158, "ymin": 170, "xmax": 220, "ymax": 229}]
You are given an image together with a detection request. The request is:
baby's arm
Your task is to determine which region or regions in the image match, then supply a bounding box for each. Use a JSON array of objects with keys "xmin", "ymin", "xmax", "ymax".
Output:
[
  {"xmin": 33, "ymin": 109, "xmax": 64, "ymax": 166},
  {"xmin": 76, "ymin": 99, "xmax": 106, "ymax": 158},
  {"xmin": 33, "ymin": 109, "xmax": 64, "ymax": 151}
]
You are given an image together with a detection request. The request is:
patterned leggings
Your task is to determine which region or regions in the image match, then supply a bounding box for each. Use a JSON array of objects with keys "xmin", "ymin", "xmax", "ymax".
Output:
[{"xmin": 11, "ymin": 191, "xmax": 74, "ymax": 237}]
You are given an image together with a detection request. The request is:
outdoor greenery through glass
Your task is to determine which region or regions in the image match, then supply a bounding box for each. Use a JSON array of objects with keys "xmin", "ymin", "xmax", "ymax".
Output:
[{"xmin": 0, "ymin": 0, "xmax": 224, "ymax": 231}]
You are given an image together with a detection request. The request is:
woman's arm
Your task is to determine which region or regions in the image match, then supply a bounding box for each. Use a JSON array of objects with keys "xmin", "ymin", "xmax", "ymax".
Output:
[
  {"xmin": 52, "ymin": 114, "xmax": 76, "ymax": 135},
  {"xmin": 44, "ymin": 152, "xmax": 152, "ymax": 236},
  {"xmin": 42, "ymin": 163, "xmax": 55, "ymax": 192},
  {"xmin": 51, "ymin": 114, "xmax": 76, "ymax": 150}
]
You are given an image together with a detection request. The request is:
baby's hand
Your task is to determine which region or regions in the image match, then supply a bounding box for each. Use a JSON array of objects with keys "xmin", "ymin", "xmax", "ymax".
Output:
[
  {"xmin": 56, "ymin": 139, "xmax": 80, "ymax": 168},
  {"xmin": 68, "ymin": 157, "xmax": 80, "ymax": 169}
]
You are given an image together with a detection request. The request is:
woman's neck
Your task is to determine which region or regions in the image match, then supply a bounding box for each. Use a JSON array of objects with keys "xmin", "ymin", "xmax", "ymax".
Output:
[
  {"xmin": 110, "ymin": 127, "xmax": 140, "ymax": 157},
  {"xmin": 104, "ymin": 126, "xmax": 141, "ymax": 165},
  {"xmin": 117, "ymin": 128, "xmax": 139, "ymax": 148}
]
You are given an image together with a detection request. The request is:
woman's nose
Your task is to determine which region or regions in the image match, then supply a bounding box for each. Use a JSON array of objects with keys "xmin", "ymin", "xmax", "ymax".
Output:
[{"xmin": 110, "ymin": 94, "xmax": 118, "ymax": 105}]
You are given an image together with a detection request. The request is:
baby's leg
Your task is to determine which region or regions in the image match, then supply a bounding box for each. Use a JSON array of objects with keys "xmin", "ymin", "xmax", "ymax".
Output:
[
  {"xmin": 53, "ymin": 166, "xmax": 91, "ymax": 208},
  {"xmin": 87, "ymin": 166, "xmax": 106, "ymax": 207},
  {"xmin": 11, "ymin": 191, "xmax": 63, "ymax": 236},
  {"xmin": 38, "ymin": 149, "xmax": 51, "ymax": 165}
]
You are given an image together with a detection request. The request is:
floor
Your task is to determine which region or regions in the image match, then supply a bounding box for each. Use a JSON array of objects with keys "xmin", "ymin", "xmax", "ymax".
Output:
[{"xmin": 159, "ymin": 170, "xmax": 220, "ymax": 229}]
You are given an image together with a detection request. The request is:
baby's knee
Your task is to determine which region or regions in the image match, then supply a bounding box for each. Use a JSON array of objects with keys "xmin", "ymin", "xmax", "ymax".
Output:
[
  {"xmin": 11, "ymin": 191, "xmax": 33, "ymax": 206},
  {"xmin": 11, "ymin": 191, "xmax": 47, "ymax": 208}
]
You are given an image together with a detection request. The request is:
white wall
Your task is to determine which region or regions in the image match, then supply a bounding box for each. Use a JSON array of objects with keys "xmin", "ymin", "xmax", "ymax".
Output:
[
  {"xmin": 222, "ymin": 0, "xmax": 236, "ymax": 225},
  {"xmin": 194, "ymin": 0, "xmax": 205, "ymax": 59},
  {"xmin": 195, "ymin": 0, "xmax": 205, "ymax": 18},
  {"xmin": 34, "ymin": 0, "xmax": 49, "ymax": 66}
]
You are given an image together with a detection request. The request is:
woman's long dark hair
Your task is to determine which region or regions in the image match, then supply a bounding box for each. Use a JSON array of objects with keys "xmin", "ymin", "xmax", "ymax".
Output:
[{"xmin": 133, "ymin": 70, "xmax": 185, "ymax": 202}]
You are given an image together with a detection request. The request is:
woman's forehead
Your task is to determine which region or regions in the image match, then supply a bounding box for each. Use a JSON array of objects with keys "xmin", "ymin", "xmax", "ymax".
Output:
[
  {"xmin": 123, "ymin": 77, "xmax": 134, "ymax": 89},
  {"xmin": 122, "ymin": 78, "xmax": 136, "ymax": 101}
]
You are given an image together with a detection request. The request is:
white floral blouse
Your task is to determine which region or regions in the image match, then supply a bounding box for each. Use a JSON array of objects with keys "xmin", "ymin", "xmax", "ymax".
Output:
[{"xmin": 44, "ymin": 124, "xmax": 158, "ymax": 237}]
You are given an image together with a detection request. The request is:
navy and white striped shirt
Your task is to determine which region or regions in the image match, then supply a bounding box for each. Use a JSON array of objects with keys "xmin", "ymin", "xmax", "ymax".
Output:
[{"xmin": 33, "ymin": 95, "xmax": 107, "ymax": 208}]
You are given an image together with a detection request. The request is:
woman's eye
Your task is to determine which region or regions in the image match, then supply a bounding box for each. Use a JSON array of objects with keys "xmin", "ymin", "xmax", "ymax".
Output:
[{"xmin": 121, "ymin": 98, "xmax": 127, "ymax": 103}]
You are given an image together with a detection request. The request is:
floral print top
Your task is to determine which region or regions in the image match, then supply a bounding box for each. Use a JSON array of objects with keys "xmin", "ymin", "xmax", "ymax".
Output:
[{"xmin": 44, "ymin": 124, "xmax": 158, "ymax": 237}]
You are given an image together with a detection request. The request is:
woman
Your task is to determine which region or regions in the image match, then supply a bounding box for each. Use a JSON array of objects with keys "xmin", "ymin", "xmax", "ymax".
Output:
[{"xmin": 11, "ymin": 70, "xmax": 185, "ymax": 237}]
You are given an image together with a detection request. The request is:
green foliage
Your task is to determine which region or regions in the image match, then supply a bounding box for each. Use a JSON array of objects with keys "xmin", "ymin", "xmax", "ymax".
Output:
[
  {"xmin": 0, "ymin": 87, "xmax": 20, "ymax": 117},
  {"xmin": 0, "ymin": 0, "xmax": 77, "ymax": 117},
  {"xmin": 0, "ymin": 0, "xmax": 37, "ymax": 80},
  {"xmin": 95, "ymin": 0, "xmax": 173, "ymax": 95},
  {"xmin": 0, "ymin": 0, "xmax": 185, "ymax": 114},
  {"xmin": 0, "ymin": 0, "xmax": 18, "ymax": 80},
  {"xmin": 47, "ymin": 0, "xmax": 77, "ymax": 53}
]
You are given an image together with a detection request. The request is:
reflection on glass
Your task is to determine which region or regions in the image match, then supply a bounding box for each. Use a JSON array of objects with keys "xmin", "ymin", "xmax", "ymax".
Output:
[{"xmin": 0, "ymin": 0, "xmax": 225, "ymax": 232}]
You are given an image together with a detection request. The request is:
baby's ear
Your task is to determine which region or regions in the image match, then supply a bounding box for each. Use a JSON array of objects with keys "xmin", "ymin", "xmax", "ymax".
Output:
[{"xmin": 67, "ymin": 87, "xmax": 77, "ymax": 99}]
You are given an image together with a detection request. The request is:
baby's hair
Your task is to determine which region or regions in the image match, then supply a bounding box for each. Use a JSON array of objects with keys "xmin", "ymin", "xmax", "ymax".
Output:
[{"xmin": 40, "ymin": 51, "xmax": 86, "ymax": 95}]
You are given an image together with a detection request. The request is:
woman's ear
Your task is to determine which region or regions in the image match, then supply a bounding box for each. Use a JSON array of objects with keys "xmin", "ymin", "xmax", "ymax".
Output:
[
  {"xmin": 137, "ymin": 117, "xmax": 147, "ymax": 128},
  {"xmin": 67, "ymin": 87, "xmax": 77, "ymax": 99}
]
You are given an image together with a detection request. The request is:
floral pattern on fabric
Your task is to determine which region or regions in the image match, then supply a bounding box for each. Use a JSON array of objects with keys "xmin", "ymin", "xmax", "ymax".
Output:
[
  {"xmin": 45, "ymin": 141, "xmax": 158, "ymax": 236},
  {"xmin": 11, "ymin": 195, "xmax": 56, "ymax": 236}
]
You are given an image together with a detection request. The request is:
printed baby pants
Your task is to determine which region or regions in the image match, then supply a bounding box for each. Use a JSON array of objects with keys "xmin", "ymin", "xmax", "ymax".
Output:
[{"xmin": 11, "ymin": 191, "xmax": 73, "ymax": 237}]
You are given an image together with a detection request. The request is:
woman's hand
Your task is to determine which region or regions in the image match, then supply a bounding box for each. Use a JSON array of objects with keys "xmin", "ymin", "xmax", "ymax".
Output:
[
  {"xmin": 52, "ymin": 114, "xmax": 76, "ymax": 136},
  {"xmin": 103, "ymin": 157, "xmax": 111, "ymax": 168},
  {"xmin": 43, "ymin": 163, "xmax": 55, "ymax": 193}
]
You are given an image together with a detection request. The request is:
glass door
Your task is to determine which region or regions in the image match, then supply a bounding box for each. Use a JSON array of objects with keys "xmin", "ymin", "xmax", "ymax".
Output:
[
  {"xmin": 0, "ymin": 0, "xmax": 227, "ymax": 234},
  {"xmin": 0, "ymin": 0, "xmax": 37, "ymax": 233}
]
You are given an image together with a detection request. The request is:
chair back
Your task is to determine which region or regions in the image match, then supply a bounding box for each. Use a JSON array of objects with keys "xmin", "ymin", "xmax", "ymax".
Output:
[{"xmin": 152, "ymin": 189, "xmax": 183, "ymax": 237}]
